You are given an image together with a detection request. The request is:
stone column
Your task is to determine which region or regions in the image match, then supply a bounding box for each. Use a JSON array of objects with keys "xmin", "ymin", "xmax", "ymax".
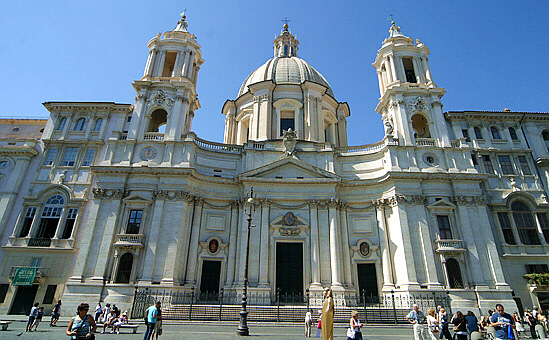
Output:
[
  {"xmin": 144, "ymin": 48, "xmax": 158, "ymax": 77},
  {"xmin": 174, "ymin": 194, "xmax": 195, "ymax": 284},
  {"xmin": 394, "ymin": 56, "xmax": 406, "ymax": 82},
  {"xmin": 480, "ymin": 124, "xmax": 493, "ymax": 147},
  {"xmin": 411, "ymin": 57, "xmax": 423, "ymax": 83},
  {"xmin": 338, "ymin": 202, "xmax": 353, "ymax": 287},
  {"xmin": 377, "ymin": 71, "xmax": 384, "ymax": 96},
  {"xmin": 225, "ymin": 201, "xmax": 240, "ymax": 286},
  {"xmin": 534, "ymin": 213, "xmax": 549, "ymax": 246},
  {"xmin": 384, "ymin": 58, "xmax": 393, "ymax": 83},
  {"xmin": 327, "ymin": 200, "xmax": 342, "ymax": 286},
  {"xmin": 374, "ymin": 201, "xmax": 394, "ymax": 288},
  {"xmin": 183, "ymin": 51, "xmax": 193, "ymax": 78},
  {"xmin": 309, "ymin": 201, "xmax": 321, "ymax": 286},
  {"xmin": 258, "ymin": 199, "xmax": 270, "ymax": 286},
  {"xmin": 153, "ymin": 50, "xmax": 166, "ymax": 77},
  {"xmin": 166, "ymin": 95, "xmax": 185, "ymax": 141},
  {"xmin": 184, "ymin": 198, "xmax": 204, "ymax": 285},
  {"xmin": 127, "ymin": 93, "xmax": 147, "ymax": 140},
  {"xmin": 234, "ymin": 202, "xmax": 246, "ymax": 285},
  {"xmin": 140, "ymin": 199, "xmax": 165, "ymax": 283},
  {"xmin": 414, "ymin": 199, "xmax": 442, "ymax": 287},
  {"xmin": 422, "ymin": 57, "xmax": 433, "ymax": 82},
  {"xmin": 161, "ymin": 196, "xmax": 188, "ymax": 285},
  {"xmin": 257, "ymin": 94, "xmax": 270, "ymax": 140},
  {"xmin": 389, "ymin": 55, "xmax": 398, "ymax": 83},
  {"xmin": 173, "ymin": 51, "xmax": 185, "ymax": 77}
]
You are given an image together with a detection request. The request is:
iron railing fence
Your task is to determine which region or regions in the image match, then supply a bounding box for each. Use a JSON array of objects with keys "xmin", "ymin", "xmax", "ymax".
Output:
[{"xmin": 130, "ymin": 288, "xmax": 452, "ymax": 324}]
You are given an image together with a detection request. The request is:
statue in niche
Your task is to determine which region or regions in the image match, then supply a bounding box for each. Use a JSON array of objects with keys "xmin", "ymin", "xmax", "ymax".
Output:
[
  {"xmin": 282, "ymin": 128, "xmax": 298, "ymax": 158},
  {"xmin": 384, "ymin": 117, "xmax": 394, "ymax": 135}
]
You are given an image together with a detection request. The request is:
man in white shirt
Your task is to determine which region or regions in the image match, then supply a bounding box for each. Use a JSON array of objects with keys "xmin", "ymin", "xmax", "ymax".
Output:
[{"xmin": 407, "ymin": 304, "xmax": 427, "ymax": 340}]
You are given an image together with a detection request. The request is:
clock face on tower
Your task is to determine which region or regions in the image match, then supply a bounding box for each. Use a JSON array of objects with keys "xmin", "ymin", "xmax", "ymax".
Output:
[{"xmin": 140, "ymin": 146, "xmax": 157, "ymax": 161}]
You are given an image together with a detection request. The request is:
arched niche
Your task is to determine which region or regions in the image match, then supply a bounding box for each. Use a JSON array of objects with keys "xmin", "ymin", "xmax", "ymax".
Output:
[
  {"xmin": 411, "ymin": 113, "xmax": 431, "ymax": 138},
  {"xmin": 147, "ymin": 108, "xmax": 168, "ymax": 133}
]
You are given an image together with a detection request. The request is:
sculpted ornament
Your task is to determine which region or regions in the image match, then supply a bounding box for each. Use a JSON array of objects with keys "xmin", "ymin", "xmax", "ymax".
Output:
[
  {"xmin": 92, "ymin": 188, "xmax": 127, "ymax": 200},
  {"xmin": 383, "ymin": 117, "xmax": 394, "ymax": 135},
  {"xmin": 281, "ymin": 128, "xmax": 298, "ymax": 159},
  {"xmin": 147, "ymin": 90, "xmax": 174, "ymax": 109},
  {"xmin": 407, "ymin": 96, "xmax": 427, "ymax": 113}
]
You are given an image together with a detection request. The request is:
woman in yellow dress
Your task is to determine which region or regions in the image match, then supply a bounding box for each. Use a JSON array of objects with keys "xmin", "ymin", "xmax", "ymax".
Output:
[{"xmin": 321, "ymin": 288, "xmax": 334, "ymax": 340}]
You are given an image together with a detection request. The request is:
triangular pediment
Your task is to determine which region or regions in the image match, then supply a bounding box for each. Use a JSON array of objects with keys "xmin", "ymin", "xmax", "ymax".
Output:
[
  {"xmin": 239, "ymin": 157, "xmax": 340, "ymax": 181},
  {"xmin": 123, "ymin": 193, "xmax": 152, "ymax": 203},
  {"xmin": 427, "ymin": 199, "xmax": 455, "ymax": 210}
]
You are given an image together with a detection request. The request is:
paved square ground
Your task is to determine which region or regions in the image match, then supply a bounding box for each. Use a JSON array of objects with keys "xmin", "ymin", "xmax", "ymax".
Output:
[{"xmin": 0, "ymin": 321, "xmax": 416, "ymax": 339}]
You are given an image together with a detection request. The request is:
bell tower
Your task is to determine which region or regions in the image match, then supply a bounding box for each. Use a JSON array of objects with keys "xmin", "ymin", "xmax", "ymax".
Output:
[
  {"xmin": 127, "ymin": 12, "xmax": 203, "ymax": 141},
  {"xmin": 373, "ymin": 20, "xmax": 448, "ymax": 147}
]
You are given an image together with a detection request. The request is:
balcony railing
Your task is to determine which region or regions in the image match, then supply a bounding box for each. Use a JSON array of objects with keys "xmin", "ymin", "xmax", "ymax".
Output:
[
  {"xmin": 9, "ymin": 266, "xmax": 47, "ymax": 278},
  {"xmin": 416, "ymin": 138, "xmax": 436, "ymax": 146},
  {"xmin": 28, "ymin": 238, "xmax": 52, "ymax": 247},
  {"xmin": 194, "ymin": 137, "xmax": 243, "ymax": 154},
  {"xmin": 114, "ymin": 234, "xmax": 145, "ymax": 247},
  {"xmin": 435, "ymin": 239, "xmax": 466, "ymax": 253},
  {"xmin": 143, "ymin": 132, "xmax": 165, "ymax": 141}
]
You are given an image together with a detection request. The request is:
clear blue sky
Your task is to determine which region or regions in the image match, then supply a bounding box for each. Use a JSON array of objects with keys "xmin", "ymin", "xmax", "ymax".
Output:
[{"xmin": 1, "ymin": 1, "xmax": 547, "ymax": 145}]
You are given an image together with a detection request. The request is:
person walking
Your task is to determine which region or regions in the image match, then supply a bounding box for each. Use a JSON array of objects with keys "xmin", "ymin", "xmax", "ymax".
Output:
[
  {"xmin": 465, "ymin": 311, "xmax": 480, "ymax": 340},
  {"xmin": 31, "ymin": 307, "xmax": 45, "ymax": 331},
  {"xmin": 525, "ymin": 309, "xmax": 538, "ymax": 339},
  {"xmin": 451, "ymin": 311, "xmax": 468, "ymax": 340},
  {"xmin": 406, "ymin": 304, "xmax": 426, "ymax": 340},
  {"xmin": 305, "ymin": 309, "xmax": 313, "ymax": 337},
  {"xmin": 347, "ymin": 310, "xmax": 364, "ymax": 340},
  {"xmin": 490, "ymin": 304, "xmax": 515, "ymax": 340},
  {"xmin": 66, "ymin": 303, "xmax": 97, "ymax": 340},
  {"xmin": 26, "ymin": 302, "xmax": 39, "ymax": 332},
  {"xmin": 321, "ymin": 288, "xmax": 334, "ymax": 340},
  {"xmin": 438, "ymin": 307, "xmax": 452, "ymax": 340},
  {"xmin": 143, "ymin": 301, "xmax": 161, "ymax": 340},
  {"xmin": 426, "ymin": 308, "xmax": 439, "ymax": 340},
  {"xmin": 50, "ymin": 300, "xmax": 62, "ymax": 326}
]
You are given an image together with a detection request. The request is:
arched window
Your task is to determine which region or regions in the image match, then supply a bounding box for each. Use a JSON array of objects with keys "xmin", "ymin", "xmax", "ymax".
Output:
[
  {"xmin": 490, "ymin": 126, "xmax": 501, "ymax": 139},
  {"xmin": 542, "ymin": 130, "xmax": 549, "ymax": 151},
  {"xmin": 93, "ymin": 118, "xmax": 103, "ymax": 132},
  {"xmin": 34, "ymin": 195, "xmax": 64, "ymax": 244},
  {"xmin": 57, "ymin": 117, "xmax": 67, "ymax": 131},
  {"xmin": 509, "ymin": 127, "xmax": 518, "ymax": 140},
  {"xmin": 512, "ymin": 201, "xmax": 540, "ymax": 245},
  {"xmin": 411, "ymin": 114, "xmax": 430, "ymax": 138},
  {"xmin": 115, "ymin": 253, "xmax": 134, "ymax": 284},
  {"xmin": 74, "ymin": 118, "xmax": 86, "ymax": 131},
  {"xmin": 446, "ymin": 258, "xmax": 464, "ymax": 288},
  {"xmin": 147, "ymin": 109, "xmax": 167, "ymax": 133},
  {"xmin": 474, "ymin": 127, "xmax": 482, "ymax": 139}
]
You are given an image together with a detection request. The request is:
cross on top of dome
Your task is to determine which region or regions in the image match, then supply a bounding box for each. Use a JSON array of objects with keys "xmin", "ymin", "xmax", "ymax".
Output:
[{"xmin": 173, "ymin": 10, "xmax": 189, "ymax": 32}]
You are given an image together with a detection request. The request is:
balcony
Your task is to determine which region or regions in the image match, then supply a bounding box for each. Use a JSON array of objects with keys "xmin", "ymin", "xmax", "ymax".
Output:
[
  {"xmin": 435, "ymin": 239, "xmax": 466, "ymax": 253},
  {"xmin": 143, "ymin": 132, "xmax": 164, "ymax": 141},
  {"xmin": 28, "ymin": 238, "xmax": 52, "ymax": 247},
  {"xmin": 416, "ymin": 138, "xmax": 436, "ymax": 147},
  {"xmin": 9, "ymin": 266, "xmax": 47, "ymax": 279},
  {"xmin": 114, "ymin": 234, "xmax": 145, "ymax": 248}
]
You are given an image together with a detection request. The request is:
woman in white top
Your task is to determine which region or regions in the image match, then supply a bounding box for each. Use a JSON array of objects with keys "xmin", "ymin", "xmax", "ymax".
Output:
[
  {"xmin": 348, "ymin": 310, "xmax": 364, "ymax": 340},
  {"xmin": 304, "ymin": 310, "xmax": 312, "ymax": 337},
  {"xmin": 426, "ymin": 308, "xmax": 440, "ymax": 340}
]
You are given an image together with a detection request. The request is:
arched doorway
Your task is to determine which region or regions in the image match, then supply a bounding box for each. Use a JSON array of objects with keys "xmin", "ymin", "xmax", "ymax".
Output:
[
  {"xmin": 115, "ymin": 253, "xmax": 134, "ymax": 284},
  {"xmin": 411, "ymin": 114, "xmax": 431, "ymax": 138},
  {"xmin": 147, "ymin": 109, "xmax": 167, "ymax": 133},
  {"xmin": 446, "ymin": 258, "xmax": 464, "ymax": 288}
]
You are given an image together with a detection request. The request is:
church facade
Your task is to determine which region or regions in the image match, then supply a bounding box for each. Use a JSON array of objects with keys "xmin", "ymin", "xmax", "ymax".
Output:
[{"xmin": 0, "ymin": 15, "xmax": 548, "ymax": 316}]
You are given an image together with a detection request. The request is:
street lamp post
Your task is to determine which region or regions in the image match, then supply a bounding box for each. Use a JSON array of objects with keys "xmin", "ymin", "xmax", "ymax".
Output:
[{"xmin": 237, "ymin": 187, "xmax": 256, "ymax": 336}]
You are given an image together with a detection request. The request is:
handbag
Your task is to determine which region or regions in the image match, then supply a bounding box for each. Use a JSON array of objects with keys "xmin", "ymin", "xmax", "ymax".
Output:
[{"xmin": 347, "ymin": 327, "xmax": 356, "ymax": 339}]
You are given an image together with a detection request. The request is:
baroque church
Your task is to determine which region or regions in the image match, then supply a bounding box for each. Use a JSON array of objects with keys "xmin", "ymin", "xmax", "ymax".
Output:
[{"xmin": 0, "ymin": 14, "xmax": 548, "ymax": 316}]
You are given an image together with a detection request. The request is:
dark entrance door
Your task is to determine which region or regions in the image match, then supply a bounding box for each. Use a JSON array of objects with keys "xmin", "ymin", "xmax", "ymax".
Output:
[
  {"xmin": 199, "ymin": 261, "xmax": 221, "ymax": 299},
  {"xmin": 357, "ymin": 263, "xmax": 378, "ymax": 302},
  {"xmin": 9, "ymin": 284, "xmax": 38, "ymax": 315},
  {"xmin": 276, "ymin": 243, "xmax": 303, "ymax": 302}
]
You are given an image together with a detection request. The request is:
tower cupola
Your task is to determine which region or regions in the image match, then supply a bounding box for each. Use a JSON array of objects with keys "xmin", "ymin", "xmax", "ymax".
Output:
[{"xmin": 273, "ymin": 23, "xmax": 299, "ymax": 58}]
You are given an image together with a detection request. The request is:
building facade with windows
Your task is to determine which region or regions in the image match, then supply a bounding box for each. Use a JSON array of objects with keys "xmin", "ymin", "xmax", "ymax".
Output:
[{"xmin": 0, "ymin": 16, "xmax": 548, "ymax": 316}]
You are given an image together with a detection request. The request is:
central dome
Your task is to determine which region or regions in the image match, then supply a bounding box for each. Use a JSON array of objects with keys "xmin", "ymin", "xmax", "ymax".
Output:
[{"xmin": 238, "ymin": 56, "xmax": 333, "ymax": 97}]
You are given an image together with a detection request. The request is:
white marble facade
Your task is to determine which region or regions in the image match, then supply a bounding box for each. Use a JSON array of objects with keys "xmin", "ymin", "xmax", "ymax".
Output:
[{"xmin": 0, "ymin": 16, "xmax": 548, "ymax": 316}]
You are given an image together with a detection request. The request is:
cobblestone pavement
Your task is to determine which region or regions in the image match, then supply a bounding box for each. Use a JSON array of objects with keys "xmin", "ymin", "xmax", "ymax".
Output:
[{"xmin": 0, "ymin": 321, "xmax": 416, "ymax": 339}]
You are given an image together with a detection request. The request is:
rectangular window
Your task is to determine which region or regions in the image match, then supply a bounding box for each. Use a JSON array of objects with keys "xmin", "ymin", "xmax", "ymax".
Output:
[
  {"xmin": 0, "ymin": 284, "xmax": 8, "ymax": 303},
  {"xmin": 61, "ymin": 208, "xmax": 78, "ymax": 239},
  {"xmin": 498, "ymin": 155, "xmax": 514, "ymax": 175},
  {"xmin": 19, "ymin": 207, "xmax": 37, "ymax": 237},
  {"xmin": 36, "ymin": 207, "xmax": 62, "ymax": 239},
  {"xmin": 126, "ymin": 210, "xmax": 143, "ymax": 234},
  {"xmin": 526, "ymin": 264, "xmax": 549, "ymax": 274},
  {"xmin": 518, "ymin": 156, "xmax": 532, "ymax": 176},
  {"xmin": 44, "ymin": 147, "xmax": 57, "ymax": 166},
  {"xmin": 280, "ymin": 118, "xmax": 295, "ymax": 136},
  {"xmin": 402, "ymin": 57, "xmax": 417, "ymax": 83},
  {"xmin": 482, "ymin": 155, "xmax": 494, "ymax": 174},
  {"xmin": 61, "ymin": 147, "xmax": 79, "ymax": 166},
  {"xmin": 30, "ymin": 257, "xmax": 42, "ymax": 268},
  {"xmin": 82, "ymin": 149, "xmax": 95, "ymax": 166},
  {"xmin": 436, "ymin": 215, "xmax": 453, "ymax": 239},
  {"xmin": 536, "ymin": 213, "xmax": 549, "ymax": 243},
  {"xmin": 497, "ymin": 212, "xmax": 516, "ymax": 244},
  {"xmin": 42, "ymin": 285, "xmax": 57, "ymax": 304},
  {"xmin": 462, "ymin": 129, "xmax": 470, "ymax": 142},
  {"xmin": 471, "ymin": 153, "xmax": 478, "ymax": 166}
]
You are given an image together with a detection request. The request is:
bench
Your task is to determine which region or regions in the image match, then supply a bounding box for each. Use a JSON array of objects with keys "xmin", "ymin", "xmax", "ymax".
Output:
[
  {"xmin": 99, "ymin": 323, "xmax": 139, "ymax": 334},
  {"xmin": 1, "ymin": 321, "xmax": 12, "ymax": 331}
]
